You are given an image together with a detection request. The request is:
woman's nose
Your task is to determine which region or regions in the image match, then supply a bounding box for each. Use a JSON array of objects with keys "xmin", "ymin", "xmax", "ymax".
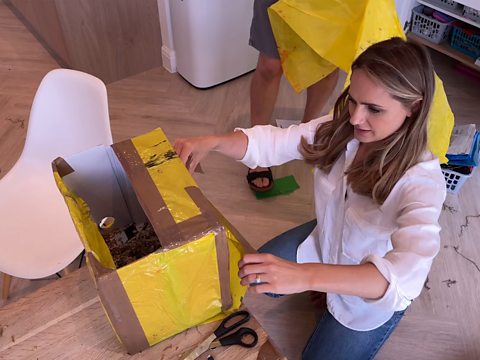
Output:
[{"xmin": 350, "ymin": 107, "xmax": 366, "ymax": 126}]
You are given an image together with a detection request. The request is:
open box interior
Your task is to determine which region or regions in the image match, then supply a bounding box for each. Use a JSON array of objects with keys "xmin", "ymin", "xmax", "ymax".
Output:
[{"xmin": 61, "ymin": 145, "xmax": 159, "ymax": 268}]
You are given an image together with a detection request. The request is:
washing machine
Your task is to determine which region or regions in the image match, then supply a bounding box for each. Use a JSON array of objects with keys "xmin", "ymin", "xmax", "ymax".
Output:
[{"xmin": 170, "ymin": 0, "xmax": 259, "ymax": 88}]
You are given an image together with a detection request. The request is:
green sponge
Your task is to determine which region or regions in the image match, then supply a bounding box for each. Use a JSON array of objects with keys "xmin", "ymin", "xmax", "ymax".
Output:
[{"xmin": 255, "ymin": 175, "xmax": 300, "ymax": 199}]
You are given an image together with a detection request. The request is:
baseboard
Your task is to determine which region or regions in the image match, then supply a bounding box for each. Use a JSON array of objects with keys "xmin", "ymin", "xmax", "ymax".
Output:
[{"xmin": 161, "ymin": 45, "xmax": 176, "ymax": 74}]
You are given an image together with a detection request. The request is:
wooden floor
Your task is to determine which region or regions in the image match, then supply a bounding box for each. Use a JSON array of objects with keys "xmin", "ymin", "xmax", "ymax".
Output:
[{"xmin": 1, "ymin": 0, "xmax": 480, "ymax": 358}]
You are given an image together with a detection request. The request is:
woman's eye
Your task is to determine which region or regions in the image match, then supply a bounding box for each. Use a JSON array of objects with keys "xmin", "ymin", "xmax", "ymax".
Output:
[{"xmin": 368, "ymin": 107, "xmax": 381, "ymax": 114}]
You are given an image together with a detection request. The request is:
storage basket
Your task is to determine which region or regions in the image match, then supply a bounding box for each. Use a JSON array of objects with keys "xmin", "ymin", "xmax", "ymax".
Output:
[
  {"xmin": 442, "ymin": 167, "xmax": 473, "ymax": 194},
  {"xmin": 450, "ymin": 26, "xmax": 480, "ymax": 59},
  {"xmin": 411, "ymin": 5, "xmax": 453, "ymax": 44},
  {"xmin": 463, "ymin": 6, "xmax": 480, "ymax": 24},
  {"xmin": 429, "ymin": 0, "xmax": 464, "ymax": 11},
  {"xmin": 447, "ymin": 131, "xmax": 480, "ymax": 166}
]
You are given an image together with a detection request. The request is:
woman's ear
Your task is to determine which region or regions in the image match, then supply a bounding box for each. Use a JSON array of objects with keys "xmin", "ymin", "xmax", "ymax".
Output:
[{"xmin": 407, "ymin": 99, "xmax": 422, "ymax": 117}]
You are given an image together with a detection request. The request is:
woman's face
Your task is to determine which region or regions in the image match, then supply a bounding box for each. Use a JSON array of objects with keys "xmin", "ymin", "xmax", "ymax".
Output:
[{"xmin": 348, "ymin": 69, "xmax": 412, "ymax": 144}]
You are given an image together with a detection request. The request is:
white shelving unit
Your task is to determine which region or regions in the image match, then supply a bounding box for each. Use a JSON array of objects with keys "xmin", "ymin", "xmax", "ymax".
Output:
[
  {"xmin": 406, "ymin": 0, "xmax": 480, "ymax": 71},
  {"xmin": 417, "ymin": 0, "xmax": 480, "ymax": 28}
]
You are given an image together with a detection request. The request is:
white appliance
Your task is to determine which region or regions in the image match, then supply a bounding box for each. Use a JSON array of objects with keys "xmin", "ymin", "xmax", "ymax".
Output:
[{"xmin": 170, "ymin": 0, "xmax": 259, "ymax": 88}]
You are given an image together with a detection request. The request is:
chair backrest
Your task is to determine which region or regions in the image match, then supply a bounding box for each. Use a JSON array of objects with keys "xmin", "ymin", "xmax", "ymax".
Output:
[
  {"xmin": 0, "ymin": 69, "xmax": 113, "ymax": 279},
  {"xmin": 21, "ymin": 69, "xmax": 113, "ymax": 161}
]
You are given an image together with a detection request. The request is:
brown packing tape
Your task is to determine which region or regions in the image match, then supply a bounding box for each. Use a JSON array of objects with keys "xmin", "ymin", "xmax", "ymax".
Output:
[
  {"xmin": 86, "ymin": 252, "xmax": 113, "ymax": 278},
  {"xmin": 214, "ymin": 228, "xmax": 232, "ymax": 311},
  {"xmin": 150, "ymin": 214, "xmax": 220, "ymax": 251},
  {"xmin": 185, "ymin": 186, "xmax": 256, "ymax": 254},
  {"xmin": 87, "ymin": 253, "xmax": 150, "ymax": 354},
  {"xmin": 177, "ymin": 215, "xmax": 218, "ymax": 241},
  {"xmin": 186, "ymin": 156, "xmax": 204, "ymax": 174},
  {"xmin": 185, "ymin": 186, "xmax": 233, "ymax": 311},
  {"xmin": 52, "ymin": 157, "xmax": 75, "ymax": 177},
  {"xmin": 184, "ymin": 187, "xmax": 220, "ymax": 228},
  {"xmin": 112, "ymin": 140, "xmax": 183, "ymax": 248}
]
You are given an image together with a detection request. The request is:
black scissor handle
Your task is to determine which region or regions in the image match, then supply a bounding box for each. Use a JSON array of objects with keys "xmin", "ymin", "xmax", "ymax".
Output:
[
  {"xmin": 214, "ymin": 310, "xmax": 250, "ymax": 338},
  {"xmin": 218, "ymin": 327, "xmax": 259, "ymax": 348}
]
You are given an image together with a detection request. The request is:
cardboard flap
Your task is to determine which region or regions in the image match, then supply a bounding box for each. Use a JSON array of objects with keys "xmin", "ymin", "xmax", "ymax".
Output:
[
  {"xmin": 52, "ymin": 157, "xmax": 74, "ymax": 177},
  {"xmin": 53, "ymin": 155, "xmax": 117, "ymax": 270}
]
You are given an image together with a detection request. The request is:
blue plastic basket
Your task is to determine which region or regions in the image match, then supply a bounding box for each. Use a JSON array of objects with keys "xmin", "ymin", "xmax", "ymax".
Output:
[
  {"xmin": 447, "ymin": 131, "xmax": 480, "ymax": 166},
  {"xmin": 450, "ymin": 26, "xmax": 480, "ymax": 59}
]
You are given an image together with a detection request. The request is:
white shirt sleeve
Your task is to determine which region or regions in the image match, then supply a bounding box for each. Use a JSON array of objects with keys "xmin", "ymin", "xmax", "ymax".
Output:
[
  {"xmin": 362, "ymin": 173, "xmax": 446, "ymax": 310},
  {"xmin": 235, "ymin": 115, "xmax": 332, "ymax": 169}
]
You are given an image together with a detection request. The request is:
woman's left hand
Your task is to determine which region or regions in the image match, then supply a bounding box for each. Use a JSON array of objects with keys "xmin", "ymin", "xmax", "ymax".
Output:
[{"xmin": 238, "ymin": 253, "xmax": 309, "ymax": 295}]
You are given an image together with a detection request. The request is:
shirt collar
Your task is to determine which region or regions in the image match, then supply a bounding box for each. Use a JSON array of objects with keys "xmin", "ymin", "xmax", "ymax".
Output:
[
  {"xmin": 344, "ymin": 137, "xmax": 360, "ymax": 170},
  {"xmin": 346, "ymin": 137, "xmax": 360, "ymax": 152}
]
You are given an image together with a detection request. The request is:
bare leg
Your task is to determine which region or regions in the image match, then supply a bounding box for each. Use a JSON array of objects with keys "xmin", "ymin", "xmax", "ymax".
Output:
[
  {"xmin": 302, "ymin": 68, "xmax": 340, "ymax": 123},
  {"xmin": 250, "ymin": 53, "xmax": 283, "ymax": 126},
  {"xmin": 249, "ymin": 53, "xmax": 283, "ymax": 189}
]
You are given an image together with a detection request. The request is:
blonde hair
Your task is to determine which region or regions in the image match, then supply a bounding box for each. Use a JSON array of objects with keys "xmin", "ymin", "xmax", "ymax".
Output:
[{"xmin": 300, "ymin": 37, "xmax": 435, "ymax": 204}]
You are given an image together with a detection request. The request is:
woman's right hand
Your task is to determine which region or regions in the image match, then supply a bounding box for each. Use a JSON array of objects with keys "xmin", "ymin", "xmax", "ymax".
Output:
[{"xmin": 173, "ymin": 135, "xmax": 218, "ymax": 174}]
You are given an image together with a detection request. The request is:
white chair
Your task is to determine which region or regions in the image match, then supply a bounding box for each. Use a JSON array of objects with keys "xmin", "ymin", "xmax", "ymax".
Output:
[{"xmin": 0, "ymin": 69, "xmax": 113, "ymax": 301}]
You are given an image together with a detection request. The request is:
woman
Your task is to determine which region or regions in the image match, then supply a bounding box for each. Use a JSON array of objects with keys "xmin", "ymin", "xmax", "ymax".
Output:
[{"xmin": 174, "ymin": 37, "xmax": 446, "ymax": 359}]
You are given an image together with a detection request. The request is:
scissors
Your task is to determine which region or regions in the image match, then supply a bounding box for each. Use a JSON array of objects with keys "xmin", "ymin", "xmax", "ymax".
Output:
[{"xmin": 183, "ymin": 310, "xmax": 258, "ymax": 360}]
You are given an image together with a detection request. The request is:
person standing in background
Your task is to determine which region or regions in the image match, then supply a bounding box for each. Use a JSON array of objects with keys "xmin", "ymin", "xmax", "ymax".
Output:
[
  {"xmin": 247, "ymin": 0, "xmax": 340, "ymax": 192},
  {"xmin": 245, "ymin": 0, "xmax": 454, "ymax": 194}
]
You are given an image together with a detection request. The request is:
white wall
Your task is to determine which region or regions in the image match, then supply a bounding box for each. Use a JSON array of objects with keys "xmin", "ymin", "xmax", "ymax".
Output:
[{"xmin": 394, "ymin": 0, "xmax": 418, "ymax": 29}]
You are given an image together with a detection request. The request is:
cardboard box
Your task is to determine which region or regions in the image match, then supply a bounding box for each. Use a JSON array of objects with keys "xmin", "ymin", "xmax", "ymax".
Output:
[{"xmin": 53, "ymin": 128, "xmax": 254, "ymax": 354}]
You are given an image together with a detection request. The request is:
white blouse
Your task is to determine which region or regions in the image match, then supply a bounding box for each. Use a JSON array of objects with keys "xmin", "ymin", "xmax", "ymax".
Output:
[{"xmin": 237, "ymin": 115, "xmax": 446, "ymax": 331}]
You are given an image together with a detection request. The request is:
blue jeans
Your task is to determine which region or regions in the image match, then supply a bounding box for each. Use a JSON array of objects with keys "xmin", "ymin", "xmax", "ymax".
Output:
[{"xmin": 258, "ymin": 220, "xmax": 405, "ymax": 360}]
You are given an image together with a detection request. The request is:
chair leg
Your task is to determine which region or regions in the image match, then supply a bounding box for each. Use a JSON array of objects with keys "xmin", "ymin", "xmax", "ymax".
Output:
[{"xmin": 2, "ymin": 273, "xmax": 12, "ymax": 301}]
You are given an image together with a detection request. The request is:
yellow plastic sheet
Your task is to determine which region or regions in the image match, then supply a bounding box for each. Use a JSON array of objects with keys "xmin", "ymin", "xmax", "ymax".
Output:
[
  {"xmin": 118, "ymin": 233, "xmax": 223, "ymax": 344},
  {"xmin": 268, "ymin": 0, "xmax": 454, "ymax": 162},
  {"xmin": 132, "ymin": 129, "xmax": 201, "ymax": 222},
  {"xmin": 119, "ymin": 228, "xmax": 248, "ymax": 345}
]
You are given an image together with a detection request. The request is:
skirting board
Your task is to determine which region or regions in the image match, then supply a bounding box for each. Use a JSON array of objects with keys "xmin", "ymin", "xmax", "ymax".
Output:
[{"xmin": 161, "ymin": 45, "xmax": 176, "ymax": 73}]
